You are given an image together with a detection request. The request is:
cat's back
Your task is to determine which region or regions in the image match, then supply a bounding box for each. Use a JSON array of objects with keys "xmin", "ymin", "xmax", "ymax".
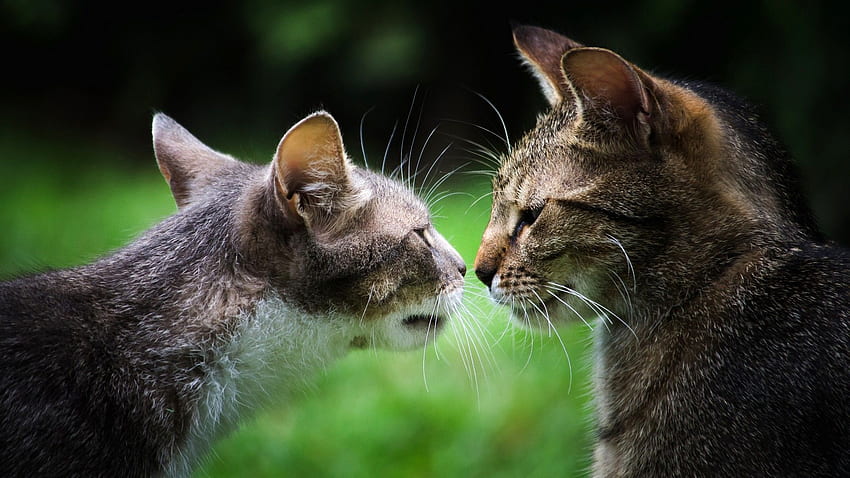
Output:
[
  {"xmin": 0, "ymin": 271, "xmax": 168, "ymax": 477},
  {"xmin": 700, "ymin": 242, "xmax": 850, "ymax": 475},
  {"xmin": 604, "ymin": 241, "xmax": 850, "ymax": 476}
]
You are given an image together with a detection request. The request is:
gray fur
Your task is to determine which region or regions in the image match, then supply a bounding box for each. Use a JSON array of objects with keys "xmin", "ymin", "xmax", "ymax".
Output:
[{"xmin": 0, "ymin": 112, "xmax": 465, "ymax": 477}]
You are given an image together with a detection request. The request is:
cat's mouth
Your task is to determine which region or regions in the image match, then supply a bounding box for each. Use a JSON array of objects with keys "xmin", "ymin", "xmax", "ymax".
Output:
[{"xmin": 401, "ymin": 314, "xmax": 445, "ymax": 330}]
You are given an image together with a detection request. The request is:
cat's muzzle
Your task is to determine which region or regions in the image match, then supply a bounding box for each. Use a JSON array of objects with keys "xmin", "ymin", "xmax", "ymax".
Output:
[{"xmin": 401, "ymin": 314, "xmax": 445, "ymax": 330}]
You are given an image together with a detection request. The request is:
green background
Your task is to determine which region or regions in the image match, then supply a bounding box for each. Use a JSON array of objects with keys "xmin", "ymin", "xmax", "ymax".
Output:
[{"xmin": 2, "ymin": 1, "xmax": 848, "ymax": 476}]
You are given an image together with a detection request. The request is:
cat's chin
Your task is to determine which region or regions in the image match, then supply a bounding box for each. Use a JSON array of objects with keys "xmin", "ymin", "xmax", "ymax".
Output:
[
  {"xmin": 348, "ymin": 314, "xmax": 446, "ymax": 351},
  {"xmin": 352, "ymin": 289, "xmax": 462, "ymax": 351}
]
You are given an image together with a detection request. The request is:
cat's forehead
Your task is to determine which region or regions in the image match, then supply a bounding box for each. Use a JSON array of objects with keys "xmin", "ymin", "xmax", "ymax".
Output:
[
  {"xmin": 357, "ymin": 169, "xmax": 429, "ymax": 227},
  {"xmin": 494, "ymin": 107, "xmax": 589, "ymax": 204}
]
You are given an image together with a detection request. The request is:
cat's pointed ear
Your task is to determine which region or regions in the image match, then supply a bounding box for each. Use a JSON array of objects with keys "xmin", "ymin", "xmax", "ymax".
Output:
[
  {"xmin": 272, "ymin": 111, "xmax": 363, "ymax": 226},
  {"xmin": 513, "ymin": 24, "xmax": 584, "ymax": 105},
  {"xmin": 561, "ymin": 47, "xmax": 657, "ymax": 141},
  {"xmin": 152, "ymin": 114, "xmax": 236, "ymax": 208}
]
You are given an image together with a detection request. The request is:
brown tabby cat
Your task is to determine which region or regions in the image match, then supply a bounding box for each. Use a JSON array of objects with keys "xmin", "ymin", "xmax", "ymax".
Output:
[{"xmin": 474, "ymin": 25, "xmax": 850, "ymax": 476}]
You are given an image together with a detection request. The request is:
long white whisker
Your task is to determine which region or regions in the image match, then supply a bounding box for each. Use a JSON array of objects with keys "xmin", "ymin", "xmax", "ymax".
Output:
[
  {"xmin": 423, "ymin": 161, "xmax": 468, "ymax": 206},
  {"xmin": 607, "ymin": 234, "xmax": 636, "ymax": 293},
  {"xmin": 544, "ymin": 289, "xmax": 594, "ymax": 331},
  {"xmin": 467, "ymin": 88, "xmax": 511, "ymax": 151},
  {"xmin": 413, "ymin": 125, "xmax": 443, "ymax": 193},
  {"xmin": 545, "ymin": 282, "xmax": 637, "ymax": 340},
  {"xmin": 608, "ymin": 271, "xmax": 634, "ymax": 320},
  {"xmin": 531, "ymin": 289, "xmax": 573, "ymax": 393},
  {"xmin": 359, "ymin": 285, "xmax": 375, "ymax": 327},
  {"xmin": 399, "ymin": 85, "xmax": 422, "ymax": 190},
  {"xmin": 544, "ymin": 282, "xmax": 611, "ymax": 334},
  {"xmin": 381, "ymin": 120, "xmax": 398, "ymax": 175},
  {"xmin": 359, "ymin": 106, "xmax": 375, "ymax": 170}
]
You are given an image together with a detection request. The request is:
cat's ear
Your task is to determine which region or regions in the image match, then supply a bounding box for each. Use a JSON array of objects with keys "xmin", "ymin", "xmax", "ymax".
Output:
[
  {"xmin": 152, "ymin": 114, "xmax": 237, "ymax": 208},
  {"xmin": 272, "ymin": 111, "xmax": 364, "ymax": 226},
  {"xmin": 561, "ymin": 47, "xmax": 657, "ymax": 142},
  {"xmin": 512, "ymin": 24, "xmax": 584, "ymax": 105}
]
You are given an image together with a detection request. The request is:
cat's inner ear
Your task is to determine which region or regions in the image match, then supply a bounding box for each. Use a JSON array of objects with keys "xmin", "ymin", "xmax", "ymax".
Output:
[
  {"xmin": 152, "ymin": 114, "xmax": 236, "ymax": 209},
  {"xmin": 561, "ymin": 47, "xmax": 655, "ymax": 137},
  {"xmin": 512, "ymin": 24, "xmax": 584, "ymax": 105},
  {"xmin": 272, "ymin": 111, "xmax": 355, "ymax": 221}
]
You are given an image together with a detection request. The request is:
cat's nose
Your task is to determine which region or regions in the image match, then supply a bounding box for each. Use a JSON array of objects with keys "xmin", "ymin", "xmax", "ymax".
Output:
[
  {"xmin": 474, "ymin": 264, "xmax": 497, "ymax": 289},
  {"xmin": 457, "ymin": 262, "xmax": 467, "ymax": 277}
]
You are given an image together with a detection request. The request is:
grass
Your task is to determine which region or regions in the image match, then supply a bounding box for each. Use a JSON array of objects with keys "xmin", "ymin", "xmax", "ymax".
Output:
[{"xmin": 0, "ymin": 132, "xmax": 595, "ymax": 477}]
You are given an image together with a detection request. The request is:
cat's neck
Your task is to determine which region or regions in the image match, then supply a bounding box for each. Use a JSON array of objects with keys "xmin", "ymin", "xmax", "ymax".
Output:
[
  {"xmin": 165, "ymin": 293, "xmax": 353, "ymax": 477},
  {"xmin": 55, "ymin": 194, "xmax": 354, "ymax": 476}
]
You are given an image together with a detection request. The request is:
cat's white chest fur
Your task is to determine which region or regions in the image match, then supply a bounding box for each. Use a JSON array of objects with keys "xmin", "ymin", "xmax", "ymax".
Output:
[{"xmin": 163, "ymin": 294, "xmax": 351, "ymax": 477}]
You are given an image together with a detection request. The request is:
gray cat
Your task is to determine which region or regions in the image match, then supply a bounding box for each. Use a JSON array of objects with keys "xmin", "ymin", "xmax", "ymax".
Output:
[
  {"xmin": 0, "ymin": 111, "xmax": 466, "ymax": 477},
  {"xmin": 474, "ymin": 25, "xmax": 850, "ymax": 476}
]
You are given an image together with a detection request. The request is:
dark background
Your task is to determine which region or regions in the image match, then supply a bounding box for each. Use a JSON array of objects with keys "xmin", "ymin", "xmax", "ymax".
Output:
[{"xmin": 2, "ymin": 0, "xmax": 848, "ymax": 243}]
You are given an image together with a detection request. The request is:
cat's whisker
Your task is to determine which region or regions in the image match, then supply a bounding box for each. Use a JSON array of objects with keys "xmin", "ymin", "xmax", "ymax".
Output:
[
  {"xmin": 544, "ymin": 281, "xmax": 616, "ymax": 320},
  {"xmin": 608, "ymin": 270, "xmax": 635, "ymax": 321},
  {"xmin": 457, "ymin": 144, "xmax": 503, "ymax": 168},
  {"xmin": 452, "ymin": 303, "xmax": 490, "ymax": 401},
  {"xmin": 381, "ymin": 120, "xmax": 399, "ymax": 176},
  {"xmin": 530, "ymin": 289, "xmax": 574, "ymax": 392},
  {"xmin": 358, "ymin": 106, "xmax": 375, "ymax": 170},
  {"xmin": 399, "ymin": 85, "xmax": 424, "ymax": 191},
  {"xmin": 606, "ymin": 234, "xmax": 636, "ymax": 293},
  {"xmin": 544, "ymin": 282, "xmax": 612, "ymax": 334},
  {"xmin": 492, "ymin": 312, "xmax": 515, "ymax": 346},
  {"xmin": 466, "ymin": 87, "xmax": 511, "ymax": 152},
  {"xmin": 460, "ymin": 299, "xmax": 501, "ymax": 345},
  {"xmin": 461, "ymin": 169, "xmax": 498, "ymax": 178},
  {"xmin": 405, "ymin": 87, "xmax": 427, "ymax": 190},
  {"xmin": 416, "ymin": 145, "xmax": 455, "ymax": 202},
  {"xmin": 461, "ymin": 285, "xmax": 516, "ymax": 346},
  {"xmin": 465, "ymin": 190, "xmax": 494, "ymax": 215},
  {"xmin": 518, "ymin": 298, "xmax": 537, "ymax": 373},
  {"xmin": 545, "ymin": 282, "xmax": 637, "ymax": 340},
  {"xmin": 420, "ymin": 293, "xmax": 443, "ymax": 392},
  {"xmin": 438, "ymin": 117, "xmax": 510, "ymax": 151},
  {"xmin": 422, "ymin": 161, "xmax": 467, "ymax": 207},
  {"xmin": 447, "ymin": 304, "xmax": 481, "ymax": 395},
  {"xmin": 427, "ymin": 191, "xmax": 473, "ymax": 211},
  {"xmin": 430, "ymin": 294, "xmax": 444, "ymax": 361},
  {"xmin": 544, "ymin": 289, "xmax": 595, "ymax": 332},
  {"xmin": 414, "ymin": 125, "xmax": 446, "ymax": 193},
  {"xmin": 359, "ymin": 285, "xmax": 375, "ymax": 327},
  {"xmin": 456, "ymin": 302, "xmax": 500, "ymax": 372},
  {"xmin": 441, "ymin": 133, "xmax": 503, "ymax": 167}
]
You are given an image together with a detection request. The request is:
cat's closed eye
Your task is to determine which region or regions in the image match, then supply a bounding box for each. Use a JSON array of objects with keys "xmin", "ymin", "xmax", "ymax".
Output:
[
  {"xmin": 513, "ymin": 204, "xmax": 545, "ymax": 239},
  {"xmin": 413, "ymin": 227, "xmax": 434, "ymax": 248}
]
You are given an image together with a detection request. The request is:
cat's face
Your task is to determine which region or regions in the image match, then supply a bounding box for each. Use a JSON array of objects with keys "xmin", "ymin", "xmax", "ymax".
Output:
[
  {"xmin": 474, "ymin": 26, "xmax": 802, "ymax": 329},
  {"xmin": 275, "ymin": 163, "xmax": 468, "ymax": 351},
  {"xmin": 474, "ymin": 102, "xmax": 666, "ymax": 329},
  {"xmin": 473, "ymin": 28, "xmax": 671, "ymax": 329},
  {"xmin": 153, "ymin": 112, "xmax": 465, "ymax": 351}
]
